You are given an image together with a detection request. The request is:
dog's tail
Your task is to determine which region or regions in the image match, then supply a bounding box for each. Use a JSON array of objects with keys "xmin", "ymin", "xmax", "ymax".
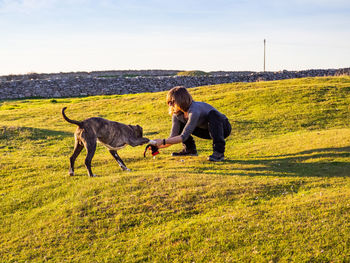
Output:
[{"xmin": 62, "ymin": 107, "xmax": 83, "ymax": 127}]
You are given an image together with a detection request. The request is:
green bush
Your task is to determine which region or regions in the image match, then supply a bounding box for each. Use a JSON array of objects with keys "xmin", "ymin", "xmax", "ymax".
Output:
[{"xmin": 177, "ymin": 70, "xmax": 209, "ymax": 76}]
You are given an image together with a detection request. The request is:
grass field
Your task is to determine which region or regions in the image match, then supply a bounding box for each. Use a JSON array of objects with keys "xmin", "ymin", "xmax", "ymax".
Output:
[{"xmin": 0, "ymin": 77, "xmax": 349, "ymax": 262}]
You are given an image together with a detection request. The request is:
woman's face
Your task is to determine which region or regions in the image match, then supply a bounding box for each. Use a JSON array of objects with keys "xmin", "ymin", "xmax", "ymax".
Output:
[
  {"xmin": 167, "ymin": 99, "xmax": 175, "ymax": 107},
  {"xmin": 167, "ymin": 99, "xmax": 182, "ymax": 114}
]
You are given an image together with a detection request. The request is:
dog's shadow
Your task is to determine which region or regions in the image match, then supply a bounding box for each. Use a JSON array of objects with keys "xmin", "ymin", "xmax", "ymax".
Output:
[{"xmin": 0, "ymin": 126, "xmax": 72, "ymax": 141}]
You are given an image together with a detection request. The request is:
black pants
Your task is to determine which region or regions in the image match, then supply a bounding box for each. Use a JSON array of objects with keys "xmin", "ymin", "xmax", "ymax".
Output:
[{"xmin": 180, "ymin": 111, "xmax": 232, "ymax": 154}]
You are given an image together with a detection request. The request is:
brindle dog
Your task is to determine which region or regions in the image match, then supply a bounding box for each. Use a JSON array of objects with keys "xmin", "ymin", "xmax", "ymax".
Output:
[{"xmin": 62, "ymin": 107, "xmax": 150, "ymax": 176}]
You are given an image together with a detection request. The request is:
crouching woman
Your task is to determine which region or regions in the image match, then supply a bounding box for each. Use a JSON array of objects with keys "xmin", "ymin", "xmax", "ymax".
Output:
[{"xmin": 152, "ymin": 86, "xmax": 231, "ymax": 161}]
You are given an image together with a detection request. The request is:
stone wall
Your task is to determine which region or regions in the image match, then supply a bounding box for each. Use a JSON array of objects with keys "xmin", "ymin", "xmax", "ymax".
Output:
[{"xmin": 0, "ymin": 68, "xmax": 348, "ymax": 100}]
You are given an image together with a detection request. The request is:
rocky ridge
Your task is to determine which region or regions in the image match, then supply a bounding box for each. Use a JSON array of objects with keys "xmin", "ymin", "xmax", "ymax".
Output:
[{"xmin": 0, "ymin": 68, "xmax": 348, "ymax": 100}]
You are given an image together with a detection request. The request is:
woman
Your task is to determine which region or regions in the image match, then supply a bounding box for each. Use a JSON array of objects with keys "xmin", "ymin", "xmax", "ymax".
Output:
[{"xmin": 152, "ymin": 86, "xmax": 231, "ymax": 161}]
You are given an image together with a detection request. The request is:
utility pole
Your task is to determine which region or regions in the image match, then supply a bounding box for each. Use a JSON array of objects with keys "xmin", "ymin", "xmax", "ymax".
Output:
[{"xmin": 264, "ymin": 39, "xmax": 266, "ymax": 72}]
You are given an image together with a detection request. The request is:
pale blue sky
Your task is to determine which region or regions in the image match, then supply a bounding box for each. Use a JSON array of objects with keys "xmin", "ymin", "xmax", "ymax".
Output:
[{"xmin": 0, "ymin": 0, "xmax": 349, "ymax": 75}]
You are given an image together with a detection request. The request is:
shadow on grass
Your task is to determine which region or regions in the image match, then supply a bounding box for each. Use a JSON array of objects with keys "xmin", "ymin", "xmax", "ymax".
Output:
[
  {"xmin": 168, "ymin": 147, "xmax": 350, "ymax": 178},
  {"xmin": 160, "ymin": 147, "xmax": 350, "ymax": 205},
  {"xmin": 0, "ymin": 126, "xmax": 72, "ymax": 141},
  {"xmin": 221, "ymin": 146, "xmax": 350, "ymax": 178}
]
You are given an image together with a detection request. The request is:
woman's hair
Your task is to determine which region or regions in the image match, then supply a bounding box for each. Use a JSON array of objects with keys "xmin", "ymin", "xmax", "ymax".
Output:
[{"xmin": 166, "ymin": 86, "xmax": 193, "ymax": 115}]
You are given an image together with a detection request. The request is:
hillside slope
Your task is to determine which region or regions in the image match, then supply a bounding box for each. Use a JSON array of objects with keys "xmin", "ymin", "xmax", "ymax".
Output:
[{"xmin": 0, "ymin": 77, "xmax": 349, "ymax": 262}]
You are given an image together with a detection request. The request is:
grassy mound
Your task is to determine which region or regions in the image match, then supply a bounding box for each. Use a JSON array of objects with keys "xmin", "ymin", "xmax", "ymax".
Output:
[
  {"xmin": 177, "ymin": 70, "xmax": 209, "ymax": 76},
  {"xmin": 0, "ymin": 77, "xmax": 349, "ymax": 262}
]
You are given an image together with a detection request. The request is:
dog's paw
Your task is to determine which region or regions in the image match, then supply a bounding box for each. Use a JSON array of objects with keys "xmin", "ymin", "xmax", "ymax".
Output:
[{"xmin": 120, "ymin": 166, "xmax": 131, "ymax": 172}]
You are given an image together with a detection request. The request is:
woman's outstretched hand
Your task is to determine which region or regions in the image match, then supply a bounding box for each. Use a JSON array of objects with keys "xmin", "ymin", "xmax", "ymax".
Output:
[
  {"xmin": 152, "ymin": 139, "xmax": 163, "ymax": 147},
  {"xmin": 149, "ymin": 139, "xmax": 170, "ymax": 148},
  {"xmin": 148, "ymin": 139, "xmax": 158, "ymax": 146}
]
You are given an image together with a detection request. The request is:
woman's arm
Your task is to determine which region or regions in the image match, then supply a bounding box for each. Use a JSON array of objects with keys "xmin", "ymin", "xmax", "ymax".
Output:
[{"xmin": 153, "ymin": 135, "xmax": 183, "ymax": 148}]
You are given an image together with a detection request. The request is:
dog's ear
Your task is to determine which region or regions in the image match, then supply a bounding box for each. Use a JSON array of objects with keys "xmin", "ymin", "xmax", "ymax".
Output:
[
  {"xmin": 136, "ymin": 125, "xmax": 143, "ymax": 136},
  {"xmin": 130, "ymin": 124, "xmax": 143, "ymax": 137}
]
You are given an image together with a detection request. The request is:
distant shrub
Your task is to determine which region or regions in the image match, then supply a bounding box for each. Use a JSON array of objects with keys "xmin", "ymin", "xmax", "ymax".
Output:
[
  {"xmin": 26, "ymin": 72, "xmax": 40, "ymax": 80},
  {"xmin": 177, "ymin": 70, "xmax": 209, "ymax": 77}
]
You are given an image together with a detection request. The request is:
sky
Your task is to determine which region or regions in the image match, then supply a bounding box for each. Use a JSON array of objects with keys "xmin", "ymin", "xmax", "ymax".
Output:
[{"xmin": 0, "ymin": 0, "xmax": 349, "ymax": 75}]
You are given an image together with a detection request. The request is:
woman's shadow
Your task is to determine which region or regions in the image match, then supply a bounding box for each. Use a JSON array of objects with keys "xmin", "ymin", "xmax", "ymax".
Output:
[{"xmin": 222, "ymin": 146, "xmax": 350, "ymax": 178}]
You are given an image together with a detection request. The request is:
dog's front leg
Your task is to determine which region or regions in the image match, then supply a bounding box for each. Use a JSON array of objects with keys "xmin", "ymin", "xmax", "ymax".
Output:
[{"xmin": 109, "ymin": 150, "xmax": 131, "ymax": 171}]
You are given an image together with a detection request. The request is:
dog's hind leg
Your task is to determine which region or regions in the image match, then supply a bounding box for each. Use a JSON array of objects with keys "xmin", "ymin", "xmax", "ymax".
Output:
[
  {"xmin": 109, "ymin": 150, "xmax": 131, "ymax": 171},
  {"xmin": 69, "ymin": 142, "xmax": 84, "ymax": 176},
  {"xmin": 84, "ymin": 142, "xmax": 97, "ymax": 177}
]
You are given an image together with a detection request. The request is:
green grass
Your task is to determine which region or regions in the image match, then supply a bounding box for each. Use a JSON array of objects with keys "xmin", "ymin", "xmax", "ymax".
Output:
[
  {"xmin": 0, "ymin": 76, "xmax": 349, "ymax": 262},
  {"xmin": 177, "ymin": 70, "xmax": 209, "ymax": 76}
]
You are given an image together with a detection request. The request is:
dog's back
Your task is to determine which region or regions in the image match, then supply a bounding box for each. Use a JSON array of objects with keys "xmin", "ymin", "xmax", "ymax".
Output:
[{"xmin": 82, "ymin": 117, "xmax": 140, "ymax": 149}]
